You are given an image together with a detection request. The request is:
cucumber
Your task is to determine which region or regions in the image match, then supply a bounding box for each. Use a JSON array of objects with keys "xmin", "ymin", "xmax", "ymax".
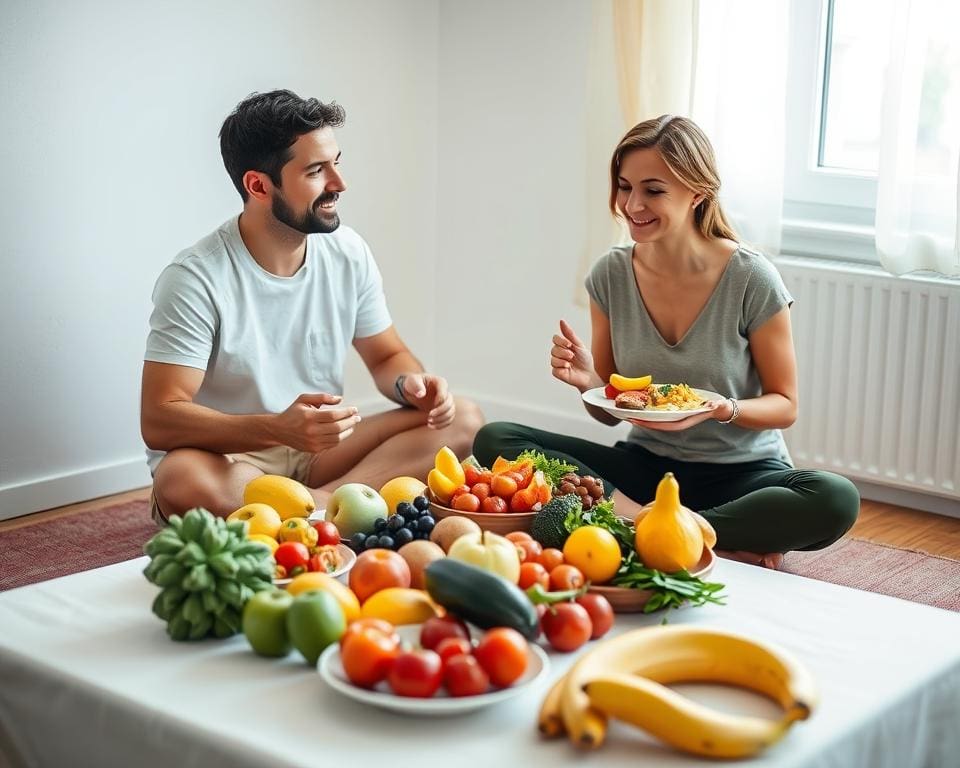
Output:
[{"xmin": 424, "ymin": 558, "xmax": 539, "ymax": 640}]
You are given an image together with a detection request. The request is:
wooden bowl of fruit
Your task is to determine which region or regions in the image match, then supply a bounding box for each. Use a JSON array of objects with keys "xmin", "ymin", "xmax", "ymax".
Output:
[{"xmin": 427, "ymin": 490, "xmax": 538, "ymax": 535}]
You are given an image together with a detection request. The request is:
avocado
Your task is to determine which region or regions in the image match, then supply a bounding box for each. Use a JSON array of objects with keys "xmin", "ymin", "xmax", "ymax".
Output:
[{"xmin": 530, "ymin": 493, "xmax": 583, "ymax": 550}]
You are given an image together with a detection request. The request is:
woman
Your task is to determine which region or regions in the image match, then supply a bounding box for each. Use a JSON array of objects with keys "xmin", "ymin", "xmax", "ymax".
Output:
[{"xmin": 473, "ymin": 115, "xmax": 859, "ymax": 568}]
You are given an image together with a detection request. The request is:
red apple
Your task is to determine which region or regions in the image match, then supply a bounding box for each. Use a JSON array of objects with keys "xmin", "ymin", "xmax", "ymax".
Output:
[{"xmin": 349, "ymin": 548, "xmax": 411, "ymax": 604}]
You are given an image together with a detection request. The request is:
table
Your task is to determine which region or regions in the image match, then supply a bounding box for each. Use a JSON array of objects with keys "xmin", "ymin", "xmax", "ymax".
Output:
[{"xmin": 1, "ymin": 557, "xmax": 959, "ymax": 768}]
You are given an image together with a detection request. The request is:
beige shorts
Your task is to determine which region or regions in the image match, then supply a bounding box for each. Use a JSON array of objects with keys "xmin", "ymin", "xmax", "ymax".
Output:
[{"xmin": 150, "ymin": 445, "xmax": 317, "ymax": 526}]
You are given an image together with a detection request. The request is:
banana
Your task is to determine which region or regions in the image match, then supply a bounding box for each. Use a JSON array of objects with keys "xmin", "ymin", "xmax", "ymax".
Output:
[
  {"xmin": 583, "ymin": 673, "xmax": 795, "ymax": 759},
  {"xmin": 537, "ymin": 677, "xmax": 566, "ymax": 738},
  {"xmin": 609, "ymin": 373, "xmax": 652, "ymax": 392},
  {"xmin": 554, "ymin": 626, "xmax": 816, "ymax": 751}
]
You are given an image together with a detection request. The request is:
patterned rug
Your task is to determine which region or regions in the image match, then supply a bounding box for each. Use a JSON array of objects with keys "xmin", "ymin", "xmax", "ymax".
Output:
[{"xmin": 1, "ymin": 500, "xmax": 958, "ymax": 612}]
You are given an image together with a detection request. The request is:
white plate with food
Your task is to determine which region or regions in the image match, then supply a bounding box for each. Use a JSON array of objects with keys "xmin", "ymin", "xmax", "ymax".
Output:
[
  {"xmin": 274, "ymin": 543, "xmax": 356, "ymax": 587},
  {"xmin": 318, "ymin": 625, "xmax": 550, "ymax": 716},
  {"xmin": 582, "ymin": 385, "xmax": 722, "ymax": 422}
]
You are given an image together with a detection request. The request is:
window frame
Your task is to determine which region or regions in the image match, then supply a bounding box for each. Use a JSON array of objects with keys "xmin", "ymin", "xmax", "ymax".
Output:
[{"xmin": 782, "ymin": 0, "xmax": 880, "ymax": 264}]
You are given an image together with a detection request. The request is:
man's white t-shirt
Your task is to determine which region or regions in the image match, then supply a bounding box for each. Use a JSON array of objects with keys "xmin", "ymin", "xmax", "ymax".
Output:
[{"xmin": 143, "ymin": 216, "xmax": 392, "ymax": 473}]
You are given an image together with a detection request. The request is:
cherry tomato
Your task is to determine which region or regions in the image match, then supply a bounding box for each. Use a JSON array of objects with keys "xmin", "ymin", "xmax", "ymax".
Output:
[
  {"xmin": 518, "ymin": 561, "xmax": 550, "ymax": 590},
  {"xmin": 388, "ymin": 649, "xmax": 443, "ymax": 698},
  {"xmin": 340, "ymin": 618, "xmax": 399, "ymax": 650},
  {"xmin": 478, "ymin": 470, "xmax": 495, "ymax": 486},
  {"xmin": 549, "ymin": 563, "xmax": 585, "ymax": 591},
  {"xmin": 452, "ymin": 493, "xmax": 481, "ymax": 513},
  {"xmin": 604, "ymin": 383, "xmax": 619, "ymax": 399},
  {"xmin": 419, "ymin": 615, "xmax": 470, "ymax": 651},
  {"xmin": 474, "ymin": 628, "xmax": 529, "ymax": 687},
  {"xmin": 341, "ymin": 626, "xmax": 401, "ymax": 687},
  {"xmin": 515, "ymin": 539, "xmax": 543, "ymax": 564},
  {"xmin": 541, "ymin": 602, "xmax": 593, "ymax": 652},
  {"xmin": 576, "ymin": 593, "xmax": 615, "ymax": 639},
  {"xmin": 538, "ymin": 548, "xmax": 565, "ymax": 572},
  {"xmin": 463, "ymin": 462, "xmax": 483, "ymax": 487},
  {"xmin": 310, "ymin": 519, "xmax": 342, "ymax": 547},
  {"xmin": 490, "ymin": 474, "xmax": 518, "ymax": 498},
  {"xmin": 274, "ymin": 541, "xmax": 310, "ymax": 571},
  {"xmin": 449, "ymin": 485, "xmax": 471, "ymax": 504},
  {"xmin": 505, "ymin": 531, "xmax": 533, "ymax": 544},
  {"xmin": 470, "ymin": 482, "xmax": 491, "ymax": 503},
  {"xmin": 444, "ymin": 653, "xmax": 490, "ymax": 697},
  {"xmin": 480, "ymin": 496, "xmax": 508, "ymax": 514},
  {"xmin": 435, "ymin": 636, "xmax": 474, "ymax": 664}
]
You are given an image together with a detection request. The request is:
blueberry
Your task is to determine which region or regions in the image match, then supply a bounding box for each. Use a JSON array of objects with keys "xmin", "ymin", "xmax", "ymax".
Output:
[
  {"xmin": 365, "ymin": 535, "xmax": 381, "ymax": 550},
  {"xmin": 378, "ymin": 535, "xmax": 395, "ymax": 549},
  {"xmin": 413, "ymin": 495, "xmax": 431, "ymax": 512},
  {"xmin": 373, "ymin": 517, "xmax": 388, "ymax": 533},
  {"xmin": 418, "ymin": 515, "xmax": 435, "ymax": 533},
  {"xmin": 387, "ymin": 514, "xmax": 405, "ymax": 533},
  {"xmin": 394, "ymin": 527, "xmax": 414, "ymax": 546},
  {"xmin": 349, "ymin": 532, "xmax": 367, "ymax": 551}
]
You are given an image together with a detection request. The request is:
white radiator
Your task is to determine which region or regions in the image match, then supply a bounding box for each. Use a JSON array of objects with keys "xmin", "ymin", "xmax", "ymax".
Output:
[{"xmin": 777, "ymin": 257, "xmax": 960, "ymax": 504}]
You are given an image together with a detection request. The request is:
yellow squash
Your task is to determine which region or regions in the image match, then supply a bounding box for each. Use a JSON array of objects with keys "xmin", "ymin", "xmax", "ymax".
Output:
[{"xmin": 634, "ymin": 473, "xmax": 703, "ymax": 572}]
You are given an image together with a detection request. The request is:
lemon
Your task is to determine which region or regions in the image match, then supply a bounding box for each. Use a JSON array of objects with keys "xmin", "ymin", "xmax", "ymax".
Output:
[
  {"xmin": 379, "ymin": 476, "xmax": 428, "ymax": 515},
  {"xmin": 286, "ymin": 572, "xmax": 361, "ymax": 622},
  {"xmin": 248, "ymin": 533, "xmax": 280, "ymax": 554}
]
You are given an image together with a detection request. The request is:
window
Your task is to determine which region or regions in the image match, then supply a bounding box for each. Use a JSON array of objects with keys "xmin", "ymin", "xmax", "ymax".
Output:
[{"xmin": 783, "ymin": 0, "xmax": 960, "ymax": 263}]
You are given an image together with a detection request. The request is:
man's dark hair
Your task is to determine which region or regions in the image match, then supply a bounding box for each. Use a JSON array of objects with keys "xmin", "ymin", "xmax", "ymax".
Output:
[{"xmin": 219, "ymin": 89, "xmax": 346, "ymax": 200}]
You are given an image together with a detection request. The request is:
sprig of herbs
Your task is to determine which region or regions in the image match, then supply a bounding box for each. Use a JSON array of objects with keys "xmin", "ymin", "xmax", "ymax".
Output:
[
  {"xmin": 612, "ymin": 552, "xmax": 727, "ymax": 613},
  {"xmin": 516, "ymin": 450, "xmax": 578, "ymax": 488},
  {"xmin": 563, "ymin": 498, "xmax": 634, "ymax": 553}
]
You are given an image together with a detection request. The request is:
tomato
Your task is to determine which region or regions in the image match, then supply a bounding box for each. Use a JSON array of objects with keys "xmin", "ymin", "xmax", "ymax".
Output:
[
  {"xmin": 340, "ymin": 617, "xmax": 399, "ymax": 650},
  {"xmin": 435, "ymin": 636, "xmax": 473, "ymax": 664},
  {"xmin": 310, "ymin": 519, "xmax": 342, "ymax": 547},
  {"xmin": 509, "ymin": 486, "xmax": 537, "ymax": 512},
  {"xmin": 474, "ymin": 628, "xmax": 529, "ymax": 687},
  {"xmin": 490, "ymin": 474, "xmax": 518, "ymax": 499},
  {"xmin": 388, "ymin": 649, "xmax": 443, "ymax": 698},
  {"xmin": 604, "ymin": 383, "xmax": 619, "ymax": 399},
  {"xmin": 538, "ymin": 548, "xmax": 565, "ymax": 572},
  {"xmin": 274, "ymin": 541, "xmax": 310, "ymax": 571},
  {"xmin": 576, "ymin": 593, "xmax": 615, "ymax": 640},
  {"xmin": 341, "ymin": 625, "xmax": 401, "ymax": 687},
  {"xmin": 515, "ymin": 539, "xmax": 543, "ymax": 564},
  {"xmin": 504, "ymin": 531, "xmax": 533, "ymax": 544},
  {"xmin": 448, "ymin": 484, "xmax": 471, "ymax": 504},
  {"xmin": 549, "ymin": 563, "xmax": 585, "ymax": 591},
  {"xmin": 478, "ymin": 470, "xmax": 495, "ymax": 486},
  {"xmin": 419, "ymin": 615, "xmax": 470, "ymax": 651},
  {"xmin": 503, "ymin": 470, "xmax": 525, "ymax": 486},
  {"xmin": 518, "ymin": 561, "xmax": 550, "ymax": 590},
  {"xmin": 541, "ymin": 602, "xmax": 593, "ymax": 652},
  {"xmin": 480, "ymin": 496, "xmax": 508, "ymax": 514},
  {"xmin": 444, "ymin": 654, "xmax": 490, "ymax": 697},
  {"xmin": 452, "ymin": 493, "xmax": 481, "ymax": 513},
  {"xmin": 470, "ymin": 482, "xmax": 491, "ymax": 503},
  {"xmin": 463, "ymin": 462, "xmax": 483, "ymax": 487}
]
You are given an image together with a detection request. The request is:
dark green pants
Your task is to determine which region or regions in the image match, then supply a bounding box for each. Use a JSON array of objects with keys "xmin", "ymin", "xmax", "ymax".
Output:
[{"xmin": 473, "ymin": 422, "xmax": 860, "ymax": 554}]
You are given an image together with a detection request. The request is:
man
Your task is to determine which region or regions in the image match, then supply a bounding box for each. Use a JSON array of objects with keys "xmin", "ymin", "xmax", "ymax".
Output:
[{"xmin": 141, "ymin": 89, "xmax": 483, "ymax": 521}]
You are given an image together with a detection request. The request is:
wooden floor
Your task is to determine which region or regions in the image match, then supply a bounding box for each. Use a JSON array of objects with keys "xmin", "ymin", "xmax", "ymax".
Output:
[{"xmin": 2, "ymin": 486, "xmax": 959, "ymax": 559}]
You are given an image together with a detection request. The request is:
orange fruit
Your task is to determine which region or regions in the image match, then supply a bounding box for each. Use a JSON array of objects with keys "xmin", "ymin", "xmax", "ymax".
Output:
[
  {"xmin": 562, "ymin": 526, "xmax": 622, "ymax": 585},
  {"xmin": 379, "ymin": 476, "xmax": 427, "ymax": 515}
]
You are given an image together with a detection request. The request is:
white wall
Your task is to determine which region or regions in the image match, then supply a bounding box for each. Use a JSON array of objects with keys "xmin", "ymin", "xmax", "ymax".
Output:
[{"xmin": 0, "ymin": 0, "xmax": 438, "ymax": 517}]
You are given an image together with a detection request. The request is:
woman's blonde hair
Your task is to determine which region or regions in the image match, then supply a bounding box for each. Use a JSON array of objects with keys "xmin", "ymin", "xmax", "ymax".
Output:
[{"xmin": 609, "ymin": 115, "xmax": 738, "ymax": 242}]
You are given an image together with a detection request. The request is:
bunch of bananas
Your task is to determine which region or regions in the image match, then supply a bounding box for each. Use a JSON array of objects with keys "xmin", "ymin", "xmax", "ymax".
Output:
[
  {"xmin": 143, "ymin": 508, "xmax": 275, "ymax": 641},
  {"xmin": 539, "ymin": 625, "xmax": 817, "ymax": 759}
]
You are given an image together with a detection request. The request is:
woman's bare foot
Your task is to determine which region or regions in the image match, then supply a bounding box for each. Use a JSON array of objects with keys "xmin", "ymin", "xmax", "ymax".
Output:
[{"xmin": 716, "ymin": 550, "xmax": 784, "ymax": 570}]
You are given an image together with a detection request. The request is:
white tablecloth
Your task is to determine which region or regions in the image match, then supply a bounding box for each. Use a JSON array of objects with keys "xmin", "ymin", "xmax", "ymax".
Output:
[{"xmin": 1, "ymin": 556, "xmax": 958, "ymax": 768}]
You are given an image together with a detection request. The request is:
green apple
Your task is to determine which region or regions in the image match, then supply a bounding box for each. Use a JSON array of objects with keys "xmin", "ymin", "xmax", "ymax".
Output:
[
  {"xmin": 326, "ymin": 482, "xmax": 389, "ymax": 539},
  {"xmin": 286, "ymin": 589, "xmax": 347, "ymax": 666},
  {"xmin": 242, "ymin": 588, "xmax": 294, "ymax": 657}
]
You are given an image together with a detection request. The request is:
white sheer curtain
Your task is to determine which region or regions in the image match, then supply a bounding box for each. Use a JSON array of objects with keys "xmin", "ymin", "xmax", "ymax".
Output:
[
  {"xmin": 875, "ymin": 0, "xmax": 960, "ymax": 276},
  {"xmin": 577, "ymin": 0, "xmax": 789, "ymax": 301}
]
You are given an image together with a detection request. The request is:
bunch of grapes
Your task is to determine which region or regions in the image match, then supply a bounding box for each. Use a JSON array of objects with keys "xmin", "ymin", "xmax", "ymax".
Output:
[
  {"xmin": 346, "ymin": 495, "xmax": 436, "ymax": 553},
  {"xmin": 556, "ymin": 472, "xmax": 606, "ymax": 510}
]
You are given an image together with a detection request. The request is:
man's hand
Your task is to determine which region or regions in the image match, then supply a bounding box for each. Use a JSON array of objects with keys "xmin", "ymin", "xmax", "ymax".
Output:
[
  {"xmin": 401, "ymin": 374, "xmax": 456, "ymax": 429},
  {"xmin": 273, "ymin": 393, "xmax": 361, "ymax": 453}
]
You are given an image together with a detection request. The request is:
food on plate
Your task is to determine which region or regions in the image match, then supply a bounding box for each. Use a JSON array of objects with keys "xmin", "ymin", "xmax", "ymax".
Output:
[
  {"xmin": 613, "ymin": 389, "xmax": 652, "ymax": 410},
  {"xmin": 608, "ymin": 378, "xmax": 706, "ymax": 412},
  {"xmin": 608, "ymin": 373, "xmax": 653, "ymax": 392}
]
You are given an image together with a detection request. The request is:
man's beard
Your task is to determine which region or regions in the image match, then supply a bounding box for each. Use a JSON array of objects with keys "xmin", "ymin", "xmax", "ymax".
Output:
[{"xmin": 271, "ymin": 191, "xmax": 341, "ymax": 234}]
